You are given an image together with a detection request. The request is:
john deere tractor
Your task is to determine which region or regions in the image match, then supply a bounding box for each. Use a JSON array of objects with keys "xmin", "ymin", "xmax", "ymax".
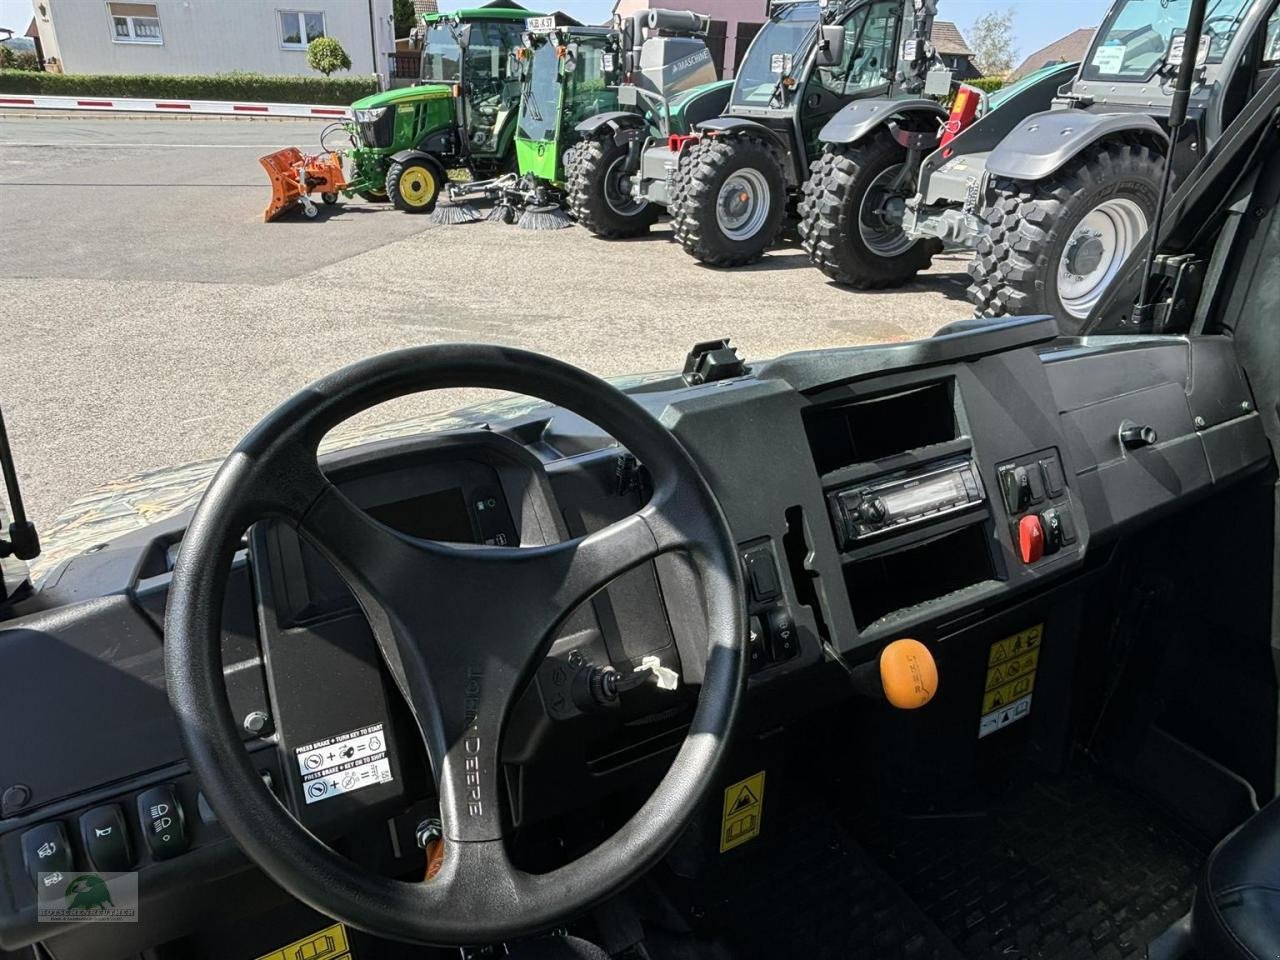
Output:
[
  {"xmin": 801, "ymin": 0, "xmax": 1280, "ymax": 323},
  {"xmin": 342, "ymin": 6, "xmax": 541, "ymax": 213},
  {"xmin": 570, "ymin": 0, "xmax": 949, "ymax": 265}
]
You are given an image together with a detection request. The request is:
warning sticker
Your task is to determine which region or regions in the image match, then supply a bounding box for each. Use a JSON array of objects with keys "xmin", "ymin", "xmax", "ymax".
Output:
[
  {"xmin": 978, "ymin": 625, "xmax": 1043, "ymax": 739},
  {"xmin": 254, "ymin": 921, "xmax": 350, "ymax": 960},
  {"xmin": 295, "ymin": 723, "xmax": 393, "ymax": 805},
  {"xmin": 720, "ymin": 771, "xmax": 765, "ymax": 853}
]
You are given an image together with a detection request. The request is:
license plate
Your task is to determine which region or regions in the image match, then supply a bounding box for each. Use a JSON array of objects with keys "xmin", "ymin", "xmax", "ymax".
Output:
[{"xmin": 526, "ymin": 16, "xmax": 556, "ymax": 32}]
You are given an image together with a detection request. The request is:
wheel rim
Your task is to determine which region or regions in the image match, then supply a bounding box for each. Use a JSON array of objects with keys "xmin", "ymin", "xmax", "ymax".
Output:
[
  {"xmin": 400, "ymin": 166, "xmax": 437, "ymax": 207},
  {"xmin": 1056, "ymin": 197, "xmax": 1148, "ymax": 319},
  {"xmin": 603, "ymin": 155, "xmax": 645, "ymax": 217},
  {"xmin": 715, "ymin": 167, "xmax": 770, "ymax": 241},
  {"xmin": 857, "ymin": 164, "xmax": 913, "ymax": 257}
]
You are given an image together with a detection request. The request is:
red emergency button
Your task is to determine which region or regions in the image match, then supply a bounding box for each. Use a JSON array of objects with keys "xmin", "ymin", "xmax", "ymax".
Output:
[{"xmin": 1018, "ymin": 515, "xmax": 1045, "ymax": 564}]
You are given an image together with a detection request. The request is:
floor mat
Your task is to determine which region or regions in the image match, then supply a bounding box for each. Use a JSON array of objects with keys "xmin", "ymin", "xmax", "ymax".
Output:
[
  {"xmin": 684, "ymin": 805, "xmax": 962, "ymax": 960},
  {"xmin": 854, "ymin": 768, "xmax": 1208, "ymax": 960}
]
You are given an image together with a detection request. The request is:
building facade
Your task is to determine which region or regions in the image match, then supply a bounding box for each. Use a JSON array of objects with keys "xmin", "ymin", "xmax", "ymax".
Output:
[{"xmin": 29, "ymin": 0, "xmax": 394, "ymax": 78}]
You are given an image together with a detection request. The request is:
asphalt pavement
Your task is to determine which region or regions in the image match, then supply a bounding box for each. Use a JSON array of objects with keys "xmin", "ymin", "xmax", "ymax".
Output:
[{"xmin": 0, "ymin": 115, "xmax": 976, "ymax": 533}]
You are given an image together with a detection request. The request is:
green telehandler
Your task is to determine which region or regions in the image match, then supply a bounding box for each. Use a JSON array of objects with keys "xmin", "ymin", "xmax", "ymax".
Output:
[
  {"xmin": 569, "ymin": 0, "xmax": 952, "ymax": 266},
  {"xmin": 436, "ymin": 11, "xmax": 733, "ymax": 230}
]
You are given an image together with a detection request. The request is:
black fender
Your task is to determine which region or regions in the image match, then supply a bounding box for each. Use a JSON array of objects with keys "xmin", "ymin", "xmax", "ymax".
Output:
[
  {"xmin": 694, "ymin": 116, "xmax": 790, "ymax": 154},
  {"xmin": 575, "ymin": 111, "xmax": 646, "ymax": 137},
  {"xmin": 818, "ymin": 98, "xmax": 948, "ymax": 145},
  {"xmin": 985, "ymin": 111, "xmax": 1168, "ymax": 181}
]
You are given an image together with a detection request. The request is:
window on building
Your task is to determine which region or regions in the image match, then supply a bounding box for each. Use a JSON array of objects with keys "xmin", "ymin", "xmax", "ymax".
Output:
[
  {"xmin": 108, "ymin": 2, "xmax": 162, "ymax": 44},
  {"xmin": 279, "ymin": 10, "xmax": 326, "ymax": 49}
]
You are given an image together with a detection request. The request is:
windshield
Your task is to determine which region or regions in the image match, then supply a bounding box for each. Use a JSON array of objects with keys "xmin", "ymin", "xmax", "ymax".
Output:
[
  {"xmin": 730, "ymin": 1, "xmax": 821, "ymax": 107},
  {"xmin": 518, "ymin": 41, "xmax": 560, "ymax": 142},
  {"xmin": 1082, "ymin": 0, "xmax": 1252, "ymax": 80},
  {"xmin": 420, "ymin": 22, "xmax": 463, "ymax": 83},
  {"xmin": 564, "ymin": 37, "xmax": 615, "ymax": 127}
]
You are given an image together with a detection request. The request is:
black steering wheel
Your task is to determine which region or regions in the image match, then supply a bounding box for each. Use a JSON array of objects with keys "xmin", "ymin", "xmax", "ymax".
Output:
[{"xmin": 164, "ymin": 345, "xmax": 747, "ymax": 945}]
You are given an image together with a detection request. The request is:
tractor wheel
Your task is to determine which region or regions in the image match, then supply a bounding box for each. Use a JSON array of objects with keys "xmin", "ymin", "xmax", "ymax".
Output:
[
  {"xmin": 670, "ymin": 136, "xmax": 786, "ymax": 267},
  {"xmin": 966, "ymin": 139, "xmax": 1162, "ymax": 324},
  {"xmin": 798, "ymin": 135, "xmax": 940, "ymax": 288},
  {"xmin": 357, "ymin": 187, "xmax": 388, "ymax": 203},
  {"xmin": 566, "ymin": 134, "xmax": 660, "ymax": 238},
  {"xmin": 321, "ymin": 192, "xmax": 338, "ymax": 205},
  {"xmin": 386, "ymin": 158, "xmax": 442, "ymax": 214}
]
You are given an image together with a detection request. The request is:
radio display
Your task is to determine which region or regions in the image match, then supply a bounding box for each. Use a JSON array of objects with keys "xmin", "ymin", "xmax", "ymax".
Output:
[{"xmin": 880, "ymin": 471, "xmax": 970, "ymax": 521}]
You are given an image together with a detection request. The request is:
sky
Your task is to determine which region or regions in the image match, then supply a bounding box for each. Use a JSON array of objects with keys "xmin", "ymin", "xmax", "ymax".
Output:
[{"xmin": 0, "ymin": 0, "xmax": 1117, "ymax": 66}]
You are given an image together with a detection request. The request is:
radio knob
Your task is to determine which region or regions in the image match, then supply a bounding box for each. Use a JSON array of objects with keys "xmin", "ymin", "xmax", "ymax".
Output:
[{"xmin": 859, "ymin": 497, "xmax": 888, "ymax": 523}]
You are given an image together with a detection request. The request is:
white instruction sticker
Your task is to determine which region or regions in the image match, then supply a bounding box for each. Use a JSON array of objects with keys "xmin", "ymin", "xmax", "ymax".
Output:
[
  {"xmin": 295, "ymin": 723, "xmax": 393, "ymax": 804},
  {"xmin": 1090, "ymin": 44, "xmax": 1126, "ymax": 74}
]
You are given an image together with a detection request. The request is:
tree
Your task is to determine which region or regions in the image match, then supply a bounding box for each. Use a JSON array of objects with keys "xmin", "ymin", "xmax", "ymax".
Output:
[
  {"xmin": 394, "ymin": 0, "xmax": 417, "ymax": 39},
  {"xmin": 968, "ymin": 8, "xmax": 1017, "ymax": 77},
  {"xmin": 307, "ymin": 36, "xmax": 352, "ymax": 76}
]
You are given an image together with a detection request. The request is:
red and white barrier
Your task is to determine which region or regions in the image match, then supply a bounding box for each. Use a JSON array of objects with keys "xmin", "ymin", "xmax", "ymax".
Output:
[{"xmin": 0, "ymin": 93, "xmax": 351, "ymax": 118}]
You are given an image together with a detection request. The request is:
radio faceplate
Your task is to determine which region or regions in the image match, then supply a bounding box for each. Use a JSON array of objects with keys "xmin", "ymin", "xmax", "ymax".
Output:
[{"xmin": 828, "ymin": 459, "xmax": 986, "ymax": 549}]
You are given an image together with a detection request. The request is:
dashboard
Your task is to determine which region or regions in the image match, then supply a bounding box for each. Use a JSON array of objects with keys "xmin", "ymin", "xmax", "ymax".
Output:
[{"xmin": 0, "ymin": 317, "xmax": 1270, "ymax": 957}]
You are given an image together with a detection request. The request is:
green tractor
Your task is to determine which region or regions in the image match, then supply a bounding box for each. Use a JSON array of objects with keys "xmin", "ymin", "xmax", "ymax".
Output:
[
  {"xmin": 341, "ymin": 6, "xmax": 541, "ymax": 213},
  {"xmin": 438, "ymin": 11, "xmax": 732, "ymax": 230},
  {"xmin": 570, "ymin": 0, "xmax": 949, "ymax": 265}
]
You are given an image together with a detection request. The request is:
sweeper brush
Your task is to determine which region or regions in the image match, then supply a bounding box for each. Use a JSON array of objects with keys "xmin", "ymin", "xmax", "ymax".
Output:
[{"xmin": 259, "ymin": 147, "xmax": 347, "ymax": 222}]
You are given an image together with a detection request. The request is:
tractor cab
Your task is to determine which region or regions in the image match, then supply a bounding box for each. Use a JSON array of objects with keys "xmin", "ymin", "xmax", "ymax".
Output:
[
  {"xmin": 513, "ymin": 24, "xmax": 621, "ymax": 188},
  {"xmin": 417, "ymin": 11, "xmax": 529, "ymax": 160}
]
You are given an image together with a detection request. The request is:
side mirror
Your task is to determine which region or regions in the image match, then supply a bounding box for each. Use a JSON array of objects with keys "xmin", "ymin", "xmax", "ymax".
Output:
[{"xmin": 816, "ymin": 24, "xmax": 845, "ymax": 67}]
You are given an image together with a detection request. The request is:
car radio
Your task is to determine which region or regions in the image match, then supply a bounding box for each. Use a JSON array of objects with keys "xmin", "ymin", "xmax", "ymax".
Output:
[{"xmin": 828, "ymin": 458, "xmax": 985, "ymax": 548}]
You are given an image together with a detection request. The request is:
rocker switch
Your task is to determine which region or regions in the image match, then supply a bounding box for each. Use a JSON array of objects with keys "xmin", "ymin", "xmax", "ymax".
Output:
[{"xmin": 136, "ymin": 785, "xmax": 189, "ymax": 861}]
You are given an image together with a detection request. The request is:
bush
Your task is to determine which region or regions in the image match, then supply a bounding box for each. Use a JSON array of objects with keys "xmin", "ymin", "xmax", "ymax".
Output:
[
  {"xmin": 0, "ymin": 47, "xmax": 40, "ymax": 71},
  {"xmin": 0, "ymin": 69, "xmax": 376, "ymax": 104},
  {"xmin": 307, "ymin": 36, "xmax": 351, "ymax": 76},
  {"xmin": 966, "ymin": 76, "xmax": 1006, "ymax": 95}
]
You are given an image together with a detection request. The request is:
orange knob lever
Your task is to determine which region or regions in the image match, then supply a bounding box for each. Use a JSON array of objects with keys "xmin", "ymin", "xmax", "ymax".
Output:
[{"xmin": 877, "ymin": 638, "xmax": 938, "ymax": 709}]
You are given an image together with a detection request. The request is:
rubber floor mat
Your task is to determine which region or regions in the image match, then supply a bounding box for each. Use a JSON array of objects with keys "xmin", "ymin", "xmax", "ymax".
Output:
[
  {"xmin": 854, "ymin": 768, "xmax": 1208, "ymax": 960},
  {"xmin": 688, "ymin": 805, "xmax": 963, "ymax": 960}
]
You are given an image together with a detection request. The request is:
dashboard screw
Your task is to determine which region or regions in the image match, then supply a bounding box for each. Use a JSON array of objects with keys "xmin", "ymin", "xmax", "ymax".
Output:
[
  {"xmin": 567, "ymin": 650, "xmax": 585, "ymax": 668},
  {"xmin": 243, "ymin": 710, "xmax": 271, "ymax": 736},
  {"xmin": 2, "ymin": 783, "xmax": 31, "ymax": 815},
  {"xmin": 1194, "ymin": 416, "xmax": 1206, "ymax": 428},
  {"xmin": 1242, "ymin": 400, "xmax": 1252, "ymax": 411}
]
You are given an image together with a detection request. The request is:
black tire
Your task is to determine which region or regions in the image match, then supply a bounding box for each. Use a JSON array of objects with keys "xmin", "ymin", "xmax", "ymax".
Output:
[
  {"xmin": 386, "ymin": 158, "xmax": 442, "ymax": 214},
  {"xmin": 321, "ymin": 192, "xmax": 338, "ymax": 205},
  {"xmin": 798, "ymin": 135, "xmax": 940, "ymax": 288},
  {"xmin": 670, "ymin": 136, "xmax": 786, "ymax": 267},
  {"xmin": 356, "ymin": 188, "xmax": 388, "ymax": 203},
  {"xmin": 966, "ymin": 139, "xmax": 1163, "ymax": 323},
  {"xmin": 566, "ymin": 134, "xmax": 660, "ymax": 238}
]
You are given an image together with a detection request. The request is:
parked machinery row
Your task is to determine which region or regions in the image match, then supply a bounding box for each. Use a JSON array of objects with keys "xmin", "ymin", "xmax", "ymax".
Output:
[{"xmin": 262, "ymin": 0, "xmax": 1280, "ymax": 329}]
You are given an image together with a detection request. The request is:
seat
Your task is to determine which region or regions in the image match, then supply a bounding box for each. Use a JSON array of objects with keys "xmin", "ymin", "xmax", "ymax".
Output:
[{"xmin": 1192, "ymin": 796, "xmax": 1280, "ymax": 959}]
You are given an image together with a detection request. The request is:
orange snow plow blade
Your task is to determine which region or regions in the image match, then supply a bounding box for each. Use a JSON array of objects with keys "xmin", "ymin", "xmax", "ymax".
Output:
[{"xmin": 259, "ymin": 147, "xmax": 348, "ymax": 222}]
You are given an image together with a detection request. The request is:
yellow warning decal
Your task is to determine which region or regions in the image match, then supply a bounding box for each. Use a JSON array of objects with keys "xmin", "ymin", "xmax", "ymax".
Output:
[
  {"xmin": 720, "ymin": 771, "xmax": 765, "ymax": 853},
  {"xmin": 254, "ymin": 922, "xmax": 350, "ymax": 960},
  {"xmin": 978, "ymin": 624, "xmax": 1043, "ymax": 739}
]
